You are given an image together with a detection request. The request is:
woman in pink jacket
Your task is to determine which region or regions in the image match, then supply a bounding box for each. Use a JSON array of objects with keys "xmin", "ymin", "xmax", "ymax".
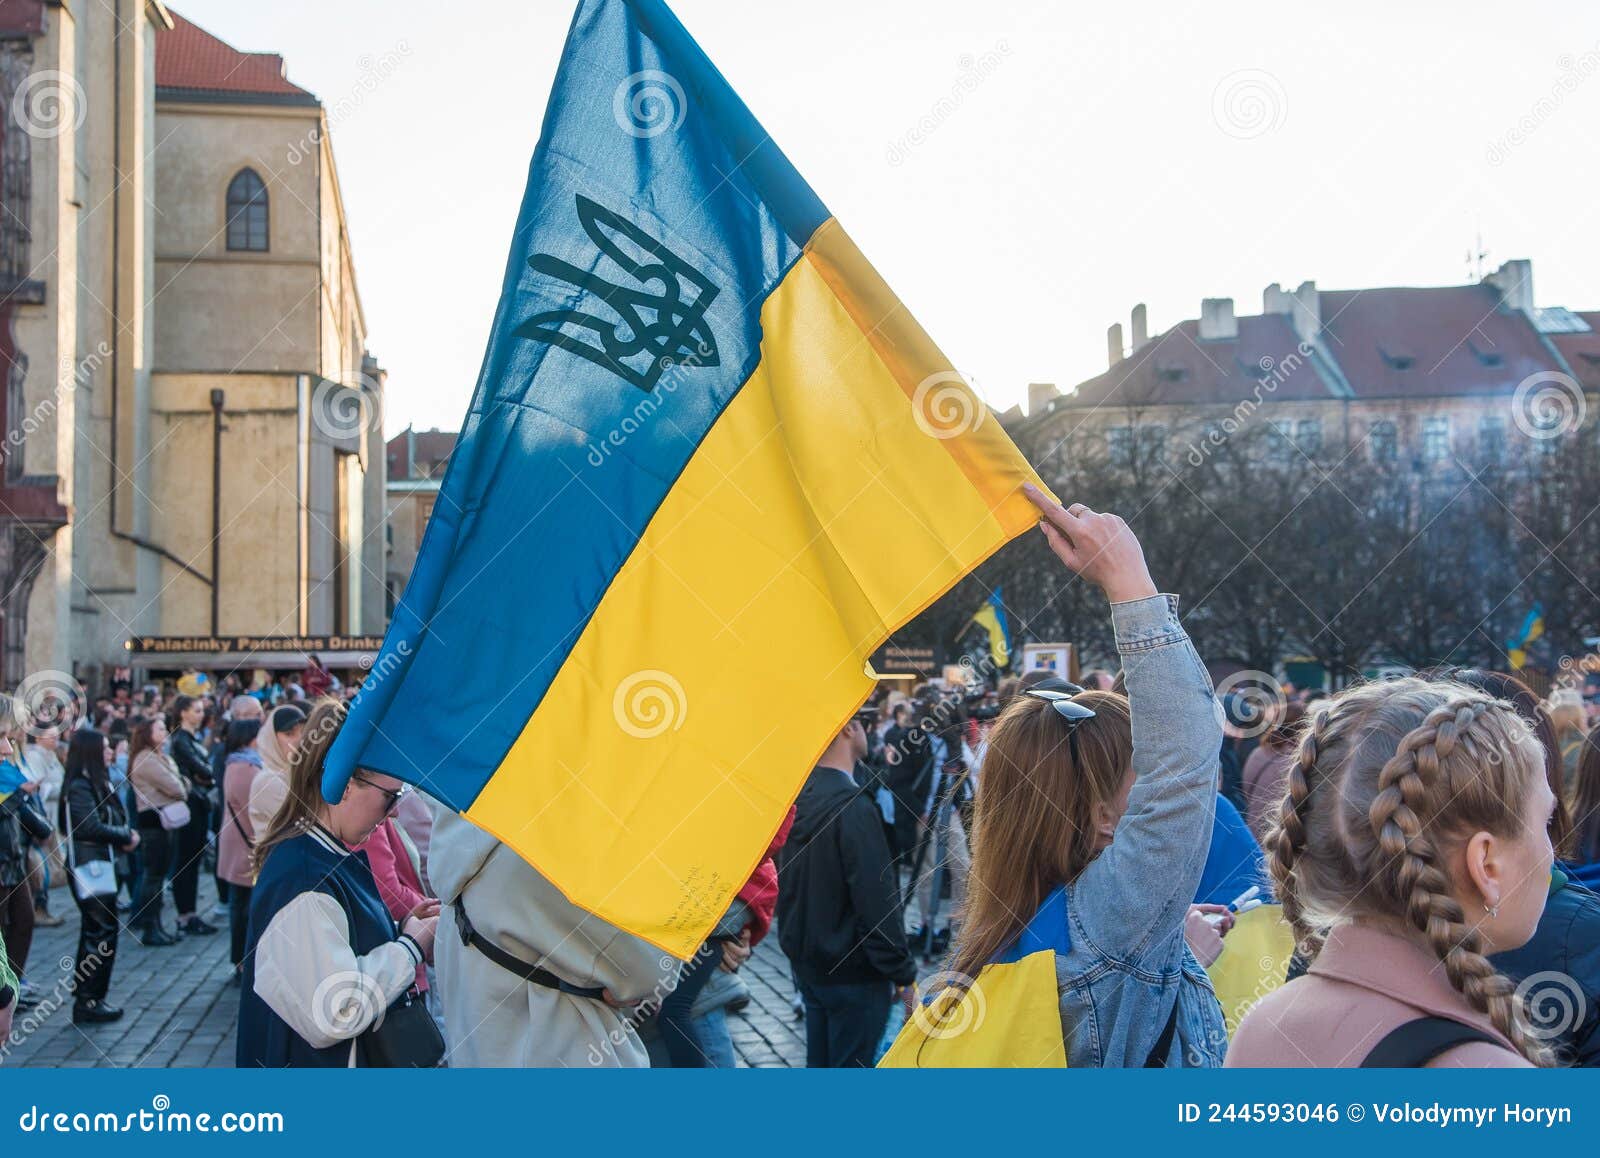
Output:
[
  {"xmin": 1228, "ymin": 677, "xmax": 1558, "ymax": 1068},
  {"xmin": 216, "ymin": 719, "xmax": 264, "ymax": 978},
  {"xmin": 350, "ymin": 817, "xmax": 433, "ymax": 993}
]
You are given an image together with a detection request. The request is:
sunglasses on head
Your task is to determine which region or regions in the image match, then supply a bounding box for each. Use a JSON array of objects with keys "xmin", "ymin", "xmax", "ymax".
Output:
[{"xmin": 1024, "ymin": 687, "xmax": 1097, "ymax": 763}]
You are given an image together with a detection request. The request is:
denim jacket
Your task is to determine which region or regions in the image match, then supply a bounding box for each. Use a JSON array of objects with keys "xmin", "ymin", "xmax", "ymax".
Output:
[{"xmin": 1053, "ymin": 593, "xmax": 1226, "ymax": 1066}]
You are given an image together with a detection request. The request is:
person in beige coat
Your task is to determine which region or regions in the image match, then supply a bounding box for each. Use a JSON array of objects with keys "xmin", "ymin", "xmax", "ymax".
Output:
[
  {"xmin": 1229, "ymin": 677, "xmax": 1558, "ymax": 1068},
  {"xmin": 127, "ymin": 717, "xmax": 188, "ymax": 945},
  {"xmin": 246, "ymin": 705, "xmax": 306, "ymax": 838},
  {"xmin": 428, "ymin": 805, "xmax": 676, "ymax": 1067}
]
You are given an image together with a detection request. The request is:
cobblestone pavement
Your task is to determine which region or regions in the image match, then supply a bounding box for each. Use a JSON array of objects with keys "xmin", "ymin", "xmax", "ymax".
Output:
[{"xmin": 2, "ymin": 877, "xmax": 815, "ymax": 1068}]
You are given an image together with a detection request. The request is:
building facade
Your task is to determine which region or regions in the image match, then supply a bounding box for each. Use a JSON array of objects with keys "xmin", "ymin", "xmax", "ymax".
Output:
[
  {"xmin": 384, "ymin": 425, "xmax": 454, "ymax": 616},
  {"xmin": 1016, "ymin": 259, "xmax": 1600, "ymax": 476},
  {"xmin": 0, "ymin": 1, "xmax": 385, "ymax": 690}
]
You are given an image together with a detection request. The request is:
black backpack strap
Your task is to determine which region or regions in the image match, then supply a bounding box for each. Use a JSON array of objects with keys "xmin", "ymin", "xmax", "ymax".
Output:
[
  {"xmin": 452, "ymin": 900, "xmax": 609, "ymax": 1001},
  {"xmin": 1361, "ymin": 1017, "xmax": 1499, "ymax": 1067},
  {"xmin": 1145, "ymin": 994, "xmax": 1182, "ymax": 1067}
]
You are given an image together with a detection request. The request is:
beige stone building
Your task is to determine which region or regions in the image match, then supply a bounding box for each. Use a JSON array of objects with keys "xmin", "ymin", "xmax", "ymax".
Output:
[{"xmin": 0, "ymin": 2, "xmax": 386, "ymax": 689}]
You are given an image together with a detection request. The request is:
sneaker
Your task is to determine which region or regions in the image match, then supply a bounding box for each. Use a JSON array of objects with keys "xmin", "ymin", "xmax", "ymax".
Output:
[
  {"xmin": 178, "ymin": 916, "xmax": 219, "ymax": 936},
  {"xmin": 72, "ymin": 1000, "xmax": 124, "ymax": 1025},
  {"xmin": 207, "ymin": 902, "xmax": 229, "ymax": 921},
  {"xmin": 32, "ymin": 908, "xmax": 64, "ymax": 928},
  {"xmin": 15, "ymin": 980, "xmax": 41, "ymax": 1009}
]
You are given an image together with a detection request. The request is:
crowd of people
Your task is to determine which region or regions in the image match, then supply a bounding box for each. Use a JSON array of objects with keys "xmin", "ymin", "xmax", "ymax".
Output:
[{"xmin": 3, "ymin": 493, "xmax": 1600, "ymax": 1069}]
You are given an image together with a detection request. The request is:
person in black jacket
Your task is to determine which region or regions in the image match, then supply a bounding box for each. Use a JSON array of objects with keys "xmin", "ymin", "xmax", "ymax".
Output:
[
  {"xmin": 168, "ymin": 695, "xmax": 218, "ymax": 936},
  {"xmin": 59, "ymin": 728, "xmax": 138, "ymax": 1024},
  {"xmin": 0, "ymin": 725, "xmax": 51, "ymax": 1008},
  {"xmin": 777, "ymin": 717, "xmax": 917, "ymax": 1067}
]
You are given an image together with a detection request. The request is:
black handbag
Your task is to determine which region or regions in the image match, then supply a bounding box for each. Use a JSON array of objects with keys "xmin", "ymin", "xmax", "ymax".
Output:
[{"xmin": 358, "ymin": 989, "xmax": 445, "ymax": 1068}]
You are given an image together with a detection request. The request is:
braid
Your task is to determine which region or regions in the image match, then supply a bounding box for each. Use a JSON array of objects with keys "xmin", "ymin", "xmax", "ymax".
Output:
[
  {"xmin": 1270, "ymin": 706, "xmax": 1330, "ymax": 959},
  {"xmin": 1369, "ymin": 701, "xmax": 1555, "ymax": 1067}
]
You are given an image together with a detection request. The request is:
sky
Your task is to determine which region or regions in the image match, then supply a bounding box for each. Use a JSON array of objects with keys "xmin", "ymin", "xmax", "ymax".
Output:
[{"xmin": 171, "ymin": 0, "xmax": 1600, "ymax": 435}]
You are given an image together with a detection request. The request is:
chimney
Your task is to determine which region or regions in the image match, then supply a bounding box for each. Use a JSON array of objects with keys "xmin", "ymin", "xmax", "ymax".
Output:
[
  {"xmin": 1198, "ymin": 298, "xmax": 1237, "ymax": 341},
  {"xmin": 1028, "ymin": 382, "xmax": 1059, "ymax": 415},
  {"xmin": 1486, "ymin": 259, "xmax": 1534, "ymax": 314},
  {"xmin": 1107, "ymin": 323, "xmax": 1125, "ymax": 367},
  {"xmin": 1289, "ymin": 280, "xmax": 1320, "ymax": 345},
  {"xmin": 1263, "ymin": 282, "xmax": 1290, "ymax": 315},
  {"xmin": 1130, "ymin": 303, "xmax": 1149, "ymax": 350}
]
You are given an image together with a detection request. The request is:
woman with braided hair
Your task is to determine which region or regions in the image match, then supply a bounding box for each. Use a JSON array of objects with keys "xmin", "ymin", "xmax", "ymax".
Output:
[{"xmin": 1228, "ymin": 678, "xmax": 1560, "ymax": 1067}]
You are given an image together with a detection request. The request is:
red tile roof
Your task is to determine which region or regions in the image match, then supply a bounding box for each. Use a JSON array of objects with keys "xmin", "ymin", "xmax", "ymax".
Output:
[
  {"xmin": 156, "ymin": 10, "xmax": 316, "ymax": 102},
  {"xmin": 1318, "ymin": 285, "xmax": 1551, "ymax": 398},
  {"xmin": 1052, "ymin": 279, "xmax": 1595, "ymax": 415},
  {"xmin": 1065, "ymin": 312, "xmax": 1340, "ymax": 411},
  {"xmin": 387, "ymin": 430, "xmax": 457, "ymax": 481},
  {"xmin": 1548, "ymin": 313, "xmax": 1600, "ymax": 392},
  {"xmin": 0, "ymin": 0, "xmax": 44, "ymax": 37}
]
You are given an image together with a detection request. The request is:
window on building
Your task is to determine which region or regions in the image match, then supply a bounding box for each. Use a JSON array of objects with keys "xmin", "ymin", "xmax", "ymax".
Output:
[
  {"xmin": 1107, "ymin": 425, "xmax": 1133, "ymax": 466},
  {"xmin": 1268, "ymin": 421, "xmax": 1297, "ymax": 464},
  {"xmin": 226, "ymin": 168, "xmax": 269, "ymax": 251},
  {"xmin": 1479, "ymin": 415, "xmax": 1506, "ymax": 463},
  {"xmin": 1295, "ymin": 419, "xmax": 1322, "ymax": 455},
  {"xmin": 1369, "ymin": 420, "xmax": 1397, "ymax": 462},
  {"xmin": 1422, "ymin": 416, "xmax": 1451, "ymax": 462},
  {"xmin": 1137, "ymin": 424, "xmax": 1167, "ymax": 464}
]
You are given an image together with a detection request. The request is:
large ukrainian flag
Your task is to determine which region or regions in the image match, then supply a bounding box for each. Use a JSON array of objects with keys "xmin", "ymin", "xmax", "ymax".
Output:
[{"xmin": 324, "ymin": 0, "xmax": 1047, "ymax": 958}]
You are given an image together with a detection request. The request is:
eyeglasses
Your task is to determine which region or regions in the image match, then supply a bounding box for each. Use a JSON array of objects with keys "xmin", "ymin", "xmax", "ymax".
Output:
[
  {"xmin": 1024, "ymin": 688, "xmax": 1097, "ymax": 765},
  {"xmin": 352, "ymin": 774, "xmax": 408, "ymax": 814}
]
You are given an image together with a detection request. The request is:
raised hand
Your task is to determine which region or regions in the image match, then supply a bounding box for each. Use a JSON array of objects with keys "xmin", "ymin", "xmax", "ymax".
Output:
[{"xmin": 1022, "ymin": 484, "xmax": 1158, "ymax": 604}]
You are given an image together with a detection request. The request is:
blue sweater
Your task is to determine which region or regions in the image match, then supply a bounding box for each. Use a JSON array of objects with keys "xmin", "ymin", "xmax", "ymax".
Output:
[{"xmin": 1194, "ymin": 794, "xmax": 1271, "ymax": 907}]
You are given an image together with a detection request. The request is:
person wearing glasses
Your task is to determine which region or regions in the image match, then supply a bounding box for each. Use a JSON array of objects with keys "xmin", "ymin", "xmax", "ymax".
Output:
[
  {"xmin": 349, "ymin": 799, "xmax": 435, "ymax": 996},
  {"xmin": 238, "ymin": 700, "xmax": 439, "ymax": 1067},
  {"xmin": 932, "ymin": 487, "xmax": 1227, "ymax": 1066}
]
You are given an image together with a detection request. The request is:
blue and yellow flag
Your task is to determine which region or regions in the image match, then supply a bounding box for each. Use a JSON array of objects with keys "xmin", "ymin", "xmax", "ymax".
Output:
[
  {"xmin": 323, "ymin": 0, "xmax": 1046, "ymax": 958},
  {"xmin": 969, "ymin": 588, "xmax": 1012, "ymax": 669},
  {"xmin": 1507, "ymin": 604, "xmax": 1545, "ymax": 671}
]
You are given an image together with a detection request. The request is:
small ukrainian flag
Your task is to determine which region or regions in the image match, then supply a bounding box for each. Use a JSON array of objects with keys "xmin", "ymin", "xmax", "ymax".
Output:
[
  {"xmin": 969, "ymin": 588, "xmax": 1013, "ymax": 669},
  {"xmin": 1507, "ymin": 604, "xmax": 1545, "ymax": 670}
]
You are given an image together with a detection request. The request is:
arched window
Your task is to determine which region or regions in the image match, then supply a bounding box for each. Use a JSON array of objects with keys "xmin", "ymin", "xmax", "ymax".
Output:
[{"xmin": 226, "ymin": 168, "xmax": 269, "ymax": 251}]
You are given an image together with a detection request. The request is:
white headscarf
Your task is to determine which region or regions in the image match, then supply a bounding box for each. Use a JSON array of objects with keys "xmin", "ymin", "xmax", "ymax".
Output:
[{"xmin": 256, "ymin": 705, "xmax": 305, "ymax": 777}]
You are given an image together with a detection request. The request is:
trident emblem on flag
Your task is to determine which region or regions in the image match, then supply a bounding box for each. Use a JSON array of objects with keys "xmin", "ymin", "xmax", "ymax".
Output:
[{"xmin": 516, "ymin": 194, "xmax": 722, "ymax": 393}]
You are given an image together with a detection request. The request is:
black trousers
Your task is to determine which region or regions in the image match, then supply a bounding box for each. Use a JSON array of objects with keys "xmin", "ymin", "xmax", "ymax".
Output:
[
  {"xmin": 0, "ymin": 877, "xmax": 33, "ymax": 979},
  {"xmin": 228, "ymin": 883, "xmax": 252, "ymax": 968},
  {"xmin": 172, "ymin": 795, "xmax": 210, "ymax": 917},
  {"xmin": 799, "ymin": 978, "xmax": 892, "ymax": 1068},
  {"xmin": 132, "ymin": 825, "xmax": 173, "ymax": 931},
  {"xmin": 70, "ymin": 885, "xmax": 118, "ymax": 1004}
]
